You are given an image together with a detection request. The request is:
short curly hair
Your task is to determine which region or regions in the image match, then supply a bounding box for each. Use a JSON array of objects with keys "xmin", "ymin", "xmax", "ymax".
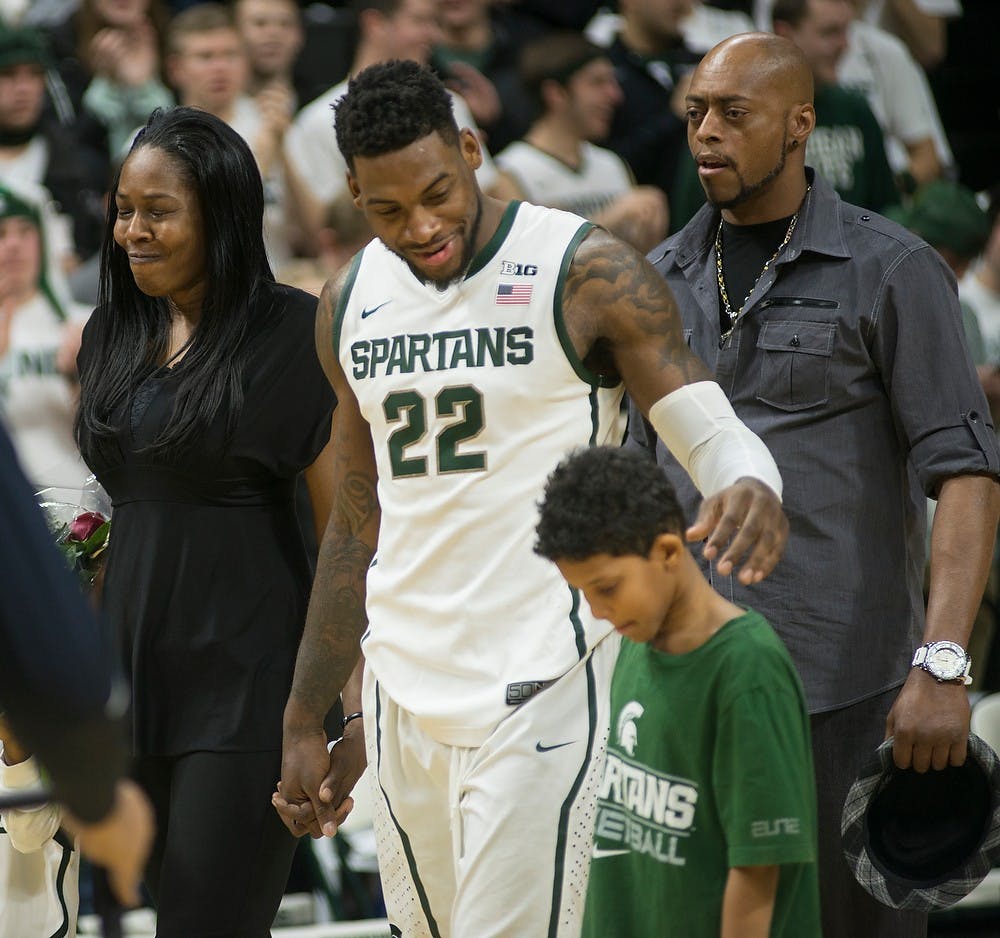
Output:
[
  {"xmin": 335, "ymin": 60, "xmax": 459, "ymax": 172},
  {"xmin": 534, "ymin": 447, "xmax": 686, "ymax": 562}
]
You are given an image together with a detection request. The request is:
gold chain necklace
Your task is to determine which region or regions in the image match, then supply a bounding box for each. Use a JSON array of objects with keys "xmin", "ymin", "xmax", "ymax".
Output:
[{"xmin": 715, "ymin": 187, "xmax": 809, "ymax": 340}]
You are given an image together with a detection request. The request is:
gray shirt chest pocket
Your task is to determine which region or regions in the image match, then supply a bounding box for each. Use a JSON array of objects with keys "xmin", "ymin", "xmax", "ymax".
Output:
[{"xmin": 756, "ymin": 317, "xmax": 837, "ymax": 411}]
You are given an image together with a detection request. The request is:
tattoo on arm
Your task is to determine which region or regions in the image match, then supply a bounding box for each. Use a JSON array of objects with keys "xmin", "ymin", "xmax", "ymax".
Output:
[
  {"xmin": 315, "ymin": 272, "xmax": 345, "ymax": 381},
  {"xmin": 288, "ymin": 290, "xmax": 381, "ymax": 726},
  {"xmin": 563, "ymin": 229, "xmax": 711, "ymax": 407},
  {"xmin": 336, "ymin": 473, "xmax": 377, "ymax": 538},
  {"xmin": 288, "ymin": 469, "xmax": 377, "ymax": 723}
]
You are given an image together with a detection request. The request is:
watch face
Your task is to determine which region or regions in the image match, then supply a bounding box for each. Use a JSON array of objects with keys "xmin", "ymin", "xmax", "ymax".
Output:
[{"xmin": 927, "ymin": 643, "xmax": 967, "ymax": 681}]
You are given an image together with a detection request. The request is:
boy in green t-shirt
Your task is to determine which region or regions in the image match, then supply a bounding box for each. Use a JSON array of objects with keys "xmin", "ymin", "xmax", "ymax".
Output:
[{"xmin": 534, "ymin": 446, "xmax": 821, "ymax": 938}]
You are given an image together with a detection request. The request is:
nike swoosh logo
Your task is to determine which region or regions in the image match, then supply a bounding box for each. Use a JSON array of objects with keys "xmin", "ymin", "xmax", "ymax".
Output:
[
  {"xmin": 535, "ymin": 740, "xmax": 575, "ymax": 753},
  {"xmin": 361, "ymin": 301, "xmax": 391, "ymax": 319},
  {"xmin": 592, "ymin": 847, "xmax": 629, "ymax": 859}
]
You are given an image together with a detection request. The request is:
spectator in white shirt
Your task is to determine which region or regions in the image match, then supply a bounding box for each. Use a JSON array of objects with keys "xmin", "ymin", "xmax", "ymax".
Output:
[
  {"xmin": 496, "ymin": 32, "xmax": 668, "ymax": 253},
  {"xmin": 166, "ymin": 3, "xmax": 304, "ymax": 266},
  {"xmin": 837, "ymin": 0, "xmax": 952, "ymax": 187}
]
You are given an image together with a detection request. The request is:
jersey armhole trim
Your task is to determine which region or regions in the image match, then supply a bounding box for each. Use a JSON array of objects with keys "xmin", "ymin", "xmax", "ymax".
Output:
[
  {"xmin": 331, "ymin": 250, "xmax": 364, "ymax": 359},
  {"xmin": 554, "ymin": 223, "xmax": 620, "ymax": 389}
]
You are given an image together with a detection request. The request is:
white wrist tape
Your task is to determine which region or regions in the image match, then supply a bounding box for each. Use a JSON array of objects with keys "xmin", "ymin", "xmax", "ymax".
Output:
[{"xmin": 647, "ymin": 381, "xmax": 783, "ymax": 500}]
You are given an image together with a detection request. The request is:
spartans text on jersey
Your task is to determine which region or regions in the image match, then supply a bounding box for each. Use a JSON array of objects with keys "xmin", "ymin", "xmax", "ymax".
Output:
[{"xmin": 350, "ymin": 326, "xmax": 534, "ymax": 380}]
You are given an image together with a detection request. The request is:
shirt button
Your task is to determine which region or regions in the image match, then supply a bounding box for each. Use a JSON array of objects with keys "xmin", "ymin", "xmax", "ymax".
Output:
[
  {"xmin": 970, "ymin": 411, "xmax": 980, "ymax": 422},
  {"xmin": 791, "ymin": 334, "xmax": 800, "ymax": 347},
  {"xmin": 861, "ymin": 215, "xmax": 871, "ymax": 221}
]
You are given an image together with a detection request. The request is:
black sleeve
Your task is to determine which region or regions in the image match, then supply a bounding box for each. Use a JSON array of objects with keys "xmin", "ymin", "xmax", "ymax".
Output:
[{"xmin": 0, "ymin": 423, "xmax": 127, "ymax": 823}]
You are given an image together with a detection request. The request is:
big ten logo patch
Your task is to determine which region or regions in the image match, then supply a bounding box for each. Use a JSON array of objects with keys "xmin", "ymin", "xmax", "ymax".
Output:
[{"xmin": 499, "ymin": 261, "xmax": 538, "ymax": 277}]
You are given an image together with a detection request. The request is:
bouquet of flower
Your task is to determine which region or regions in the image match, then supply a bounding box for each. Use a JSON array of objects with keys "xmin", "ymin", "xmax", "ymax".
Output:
[{"xmin": 36, "ymin": 477, "xmax": 111, "ymax": 589}]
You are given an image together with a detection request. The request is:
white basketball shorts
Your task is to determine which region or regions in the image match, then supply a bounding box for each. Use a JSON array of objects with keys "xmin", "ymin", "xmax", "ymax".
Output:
[{"xmin": 362, "ymin": 634, "xmax": 620, "ymax": 937}]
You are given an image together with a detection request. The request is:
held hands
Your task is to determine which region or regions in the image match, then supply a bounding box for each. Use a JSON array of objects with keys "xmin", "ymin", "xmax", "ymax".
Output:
[
  {"xmin": 273, "ymin": 721, "xmax": 366, "ymax": 838},
  {"xmin": 686, "ymin": 477, "xmax": 788, "ymax": 584},
  {"xmin": 886, "ymin": 668, "xmax": 971, "ymax": 772}
]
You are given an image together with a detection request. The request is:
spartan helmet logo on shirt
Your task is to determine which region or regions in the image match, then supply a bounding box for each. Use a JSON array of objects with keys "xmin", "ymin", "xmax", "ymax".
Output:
[{"xmin": 616, "ymin": 701, "xmax": 644, "ymax": 756}]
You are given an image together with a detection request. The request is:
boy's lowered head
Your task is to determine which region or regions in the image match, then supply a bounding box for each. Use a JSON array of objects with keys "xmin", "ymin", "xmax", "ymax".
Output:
[{"xmin": 535, "ymin": 446, "xmax": 742, "ymax": 653}]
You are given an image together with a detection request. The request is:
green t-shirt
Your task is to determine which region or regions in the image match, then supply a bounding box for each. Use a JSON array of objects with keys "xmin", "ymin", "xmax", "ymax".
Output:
[
  {"xmin": 583, "ymin": 610, "xmax": 821, "ymax": 938},
  {"xmin": 808, "ymin": 83, "xmax": 900, "ymax": 213}
]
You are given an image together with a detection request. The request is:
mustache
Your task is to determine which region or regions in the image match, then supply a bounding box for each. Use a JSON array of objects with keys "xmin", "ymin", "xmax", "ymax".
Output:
[{"xmin": 695, "ymin": 151, "xmax": 735, "ymax": 168}]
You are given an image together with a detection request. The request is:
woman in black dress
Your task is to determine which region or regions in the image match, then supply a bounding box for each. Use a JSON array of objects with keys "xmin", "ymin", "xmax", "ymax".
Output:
[{"xmin": 75, "ymin": 106, "xmax": 337, "ymax": 935}]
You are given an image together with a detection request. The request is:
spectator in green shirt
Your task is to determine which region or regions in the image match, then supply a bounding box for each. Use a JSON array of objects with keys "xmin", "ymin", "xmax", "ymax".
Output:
[{"xmin": 773, "ymin": 0, "xmax": 900, "ymax": 213}]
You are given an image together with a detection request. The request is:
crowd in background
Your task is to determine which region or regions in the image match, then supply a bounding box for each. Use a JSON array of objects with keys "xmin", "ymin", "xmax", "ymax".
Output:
[
  {"xmin": 1, "ymin": 0, "xmax": 999, "ymax": 929},
  {"xmin": 1, "ymin": 0, "xmax": 995, "ymax": 540},
  {"xmin": 0, "ymin": 0, "xmax": 997, "ymax": 409},
  {"xmin": 0, "ymin": 0, "xmax": 996, "ymax": 390}
]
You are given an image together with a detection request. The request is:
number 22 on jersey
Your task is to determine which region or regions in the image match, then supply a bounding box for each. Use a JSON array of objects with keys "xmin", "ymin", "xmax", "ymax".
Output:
[{"xmin": 384, "ymin": 384, "xmax": 485, "ymax": 478}]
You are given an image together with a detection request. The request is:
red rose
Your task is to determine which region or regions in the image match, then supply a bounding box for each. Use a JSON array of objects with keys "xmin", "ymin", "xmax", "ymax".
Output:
[{"xmin": 68, "ymin": 511, "xmax": 107, "ymax": 542}]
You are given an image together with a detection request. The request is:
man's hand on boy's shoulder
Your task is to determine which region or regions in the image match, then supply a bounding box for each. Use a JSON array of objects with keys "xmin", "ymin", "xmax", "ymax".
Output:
[{"xmin": 687, "ymin": 478, "xmax": 789, "ymax": 585}]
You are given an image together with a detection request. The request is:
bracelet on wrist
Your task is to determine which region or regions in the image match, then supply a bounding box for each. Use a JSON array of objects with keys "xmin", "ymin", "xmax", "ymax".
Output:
[{"xmin": 341, "ymin": 711, "xmax": 363, "ymax": 729}]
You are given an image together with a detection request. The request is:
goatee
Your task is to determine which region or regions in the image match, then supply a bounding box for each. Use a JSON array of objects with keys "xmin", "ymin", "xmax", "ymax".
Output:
[{"xmin": 706, "ymin": 135, "xmax": 788, "ymax": 210}]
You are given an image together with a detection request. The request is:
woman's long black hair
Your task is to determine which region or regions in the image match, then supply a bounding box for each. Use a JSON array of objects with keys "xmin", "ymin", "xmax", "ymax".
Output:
[{"xmin": 76, "ymin": 106, "xmax": 275, "ymax": 460}]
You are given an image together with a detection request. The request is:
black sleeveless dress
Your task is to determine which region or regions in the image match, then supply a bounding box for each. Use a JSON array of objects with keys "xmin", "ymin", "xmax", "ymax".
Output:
[{"xmin": 78, "ymin": 282, "xmax": 335, "ymax": 757}]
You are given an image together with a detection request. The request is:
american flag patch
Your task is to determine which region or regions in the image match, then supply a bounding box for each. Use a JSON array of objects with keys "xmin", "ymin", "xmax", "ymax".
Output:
[{"xmin": 495, "ymin": 283, "xmax": 533, "ymax": 305}]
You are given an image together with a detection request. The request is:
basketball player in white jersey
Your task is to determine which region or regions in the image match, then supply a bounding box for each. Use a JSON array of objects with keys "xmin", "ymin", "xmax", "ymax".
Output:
[{"xmin": 275, "ymin": 60, "xmax": 789, "ymax": 937}]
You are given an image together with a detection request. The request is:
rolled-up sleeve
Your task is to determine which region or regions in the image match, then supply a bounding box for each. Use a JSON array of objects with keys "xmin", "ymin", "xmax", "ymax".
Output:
[{"xmin": 873, "ymin": 244, "xmax": 1000, "ymax": 495}]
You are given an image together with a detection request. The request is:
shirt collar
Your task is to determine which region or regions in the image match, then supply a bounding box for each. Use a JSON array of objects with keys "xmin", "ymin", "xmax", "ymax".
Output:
[{"xmin": 793, "ymin": 169, "xmax": 852, "ymax": 261}]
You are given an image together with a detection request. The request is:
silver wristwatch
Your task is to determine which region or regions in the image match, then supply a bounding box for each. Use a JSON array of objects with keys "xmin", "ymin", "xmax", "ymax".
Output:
[{"xmin": 911, "ymin": 640, "xmax": 973, "ymax": 685}]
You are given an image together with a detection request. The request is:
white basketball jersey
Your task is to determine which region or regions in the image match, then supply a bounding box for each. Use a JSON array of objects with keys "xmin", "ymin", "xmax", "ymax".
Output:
[
  {"xmin": 496, "ymin": 141, "xmax": 634, "ymax": 221},
  {"xmin": 335, "ymin": 201, "xmax": 622, "ymax": 746}
]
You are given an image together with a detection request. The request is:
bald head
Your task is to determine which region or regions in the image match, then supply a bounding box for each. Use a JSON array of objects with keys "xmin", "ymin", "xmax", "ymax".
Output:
[
  {"xmin": 684, "ymin": 32, "xmax": 815, "ymax": 222},
  {"xmin": 698, "ymin": 33, "xmax": 814, "ymax": 106}
]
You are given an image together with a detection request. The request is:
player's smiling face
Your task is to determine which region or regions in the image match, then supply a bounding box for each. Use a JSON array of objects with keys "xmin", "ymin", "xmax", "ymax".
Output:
[{"xmin": 349, "ymin": 129, "xmax": 485, "ymax": 288}]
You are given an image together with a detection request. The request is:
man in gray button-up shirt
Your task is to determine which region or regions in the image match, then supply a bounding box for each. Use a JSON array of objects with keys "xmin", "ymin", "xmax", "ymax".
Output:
[{"xmin": 632, "ymin": 32, "xmax": 1000, "ymax": 938}]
